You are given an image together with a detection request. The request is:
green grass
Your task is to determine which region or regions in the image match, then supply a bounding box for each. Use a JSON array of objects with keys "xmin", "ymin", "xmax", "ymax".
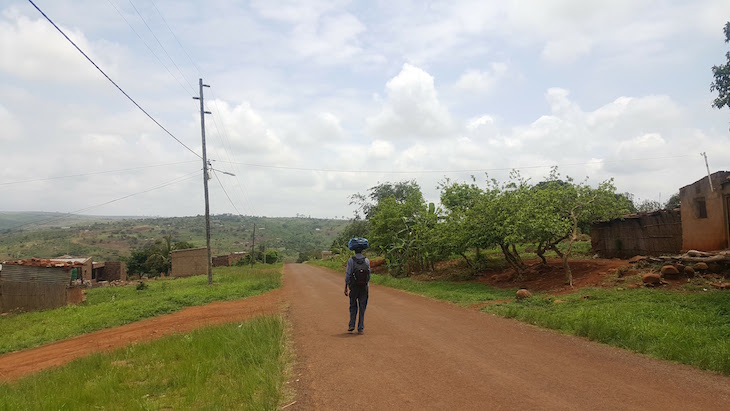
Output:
[
  {"xmin": 485, "ymin": 288, "xmax": 730, "ymax": 375},
  {"xmin": 0, "ymin": 316, "xmax": 288, "ymax": 410},
  {"xmin": 0, "ymin": 265, "xmax": 282, "ymax": 354},
  {"xmin": 310, "ymin": 257, "xmax": 515, "ymax": 305},
  {"xmin": 369, "ymin": 274, "xmax": 515, "ymax": 305}
]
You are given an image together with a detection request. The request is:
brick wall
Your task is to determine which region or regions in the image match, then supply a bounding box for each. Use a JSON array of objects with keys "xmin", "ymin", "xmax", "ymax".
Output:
[{"xmin": 171, "ymin": 247, "xmax": 208, "ymax": 278}]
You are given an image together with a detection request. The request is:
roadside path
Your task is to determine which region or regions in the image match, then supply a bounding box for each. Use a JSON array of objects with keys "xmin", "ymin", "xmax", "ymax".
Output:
[
  {"xmin": 0, "ymin": 289, "xmax": 282, "ymax": 382},
  {"xmin": 284, "ymin": 263, "xmax": 730, "ymax": 410}
]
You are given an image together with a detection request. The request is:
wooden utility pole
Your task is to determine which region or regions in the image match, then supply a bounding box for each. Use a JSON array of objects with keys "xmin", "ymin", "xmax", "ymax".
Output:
[
  {"xmin": 250, "ymin": 223, "xmax": 256, "ymax": 267},
  {"xmin": 193, "ymin": 78, "xmax": 213, "ymax": 285}
]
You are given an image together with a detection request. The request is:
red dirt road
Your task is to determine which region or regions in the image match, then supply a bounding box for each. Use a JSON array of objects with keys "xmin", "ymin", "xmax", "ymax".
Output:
[
  {"xmin": 0, "ymin": 289, "xmax": 282, "ymax": 382},
  {"xmin": 284, "ymin": 264, "xmax": 730, "ymax": 410}
]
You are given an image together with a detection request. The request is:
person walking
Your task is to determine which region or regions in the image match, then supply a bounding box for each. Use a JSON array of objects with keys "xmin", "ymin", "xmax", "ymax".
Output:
[{"xmin": 344, "ymin": 238, "xmax": 370, "ymax": 334}]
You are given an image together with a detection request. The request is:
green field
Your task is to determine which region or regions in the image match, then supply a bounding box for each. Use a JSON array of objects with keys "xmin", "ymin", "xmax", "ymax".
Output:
[
  {"xmin": 0, "ymin": 265, "xmax": 282, "ymax": 354},
  {"xmin": 0, "ymin": 317, "xmax": 289, "ymax": 410}
]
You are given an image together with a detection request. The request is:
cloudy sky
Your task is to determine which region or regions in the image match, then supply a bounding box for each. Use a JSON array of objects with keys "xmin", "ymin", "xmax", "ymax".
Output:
[{"xmin": 1, "ymin": 0, "xmax": 730, "ymax": 219}]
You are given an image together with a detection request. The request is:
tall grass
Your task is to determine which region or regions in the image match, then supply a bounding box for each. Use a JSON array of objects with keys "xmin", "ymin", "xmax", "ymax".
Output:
[
  {"xmin": 0, "ymin": 265, "xmax": 282, "ymax": 354},
  {"xmin": 0, "ymin": 316, "xmax": 288, "ymax": 410},
  {"xmin": 486, "ymin": 288, "xmax": 730, "ymax": 375}
]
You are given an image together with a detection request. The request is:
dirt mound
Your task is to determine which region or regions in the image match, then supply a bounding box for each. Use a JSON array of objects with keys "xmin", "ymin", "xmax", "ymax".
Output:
[{"xmin": 481, "ymin": 258, "xmax": 629, "ymax": 292}]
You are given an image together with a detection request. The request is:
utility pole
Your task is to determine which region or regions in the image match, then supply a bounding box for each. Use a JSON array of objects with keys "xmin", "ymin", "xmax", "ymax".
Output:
[
  {"xmin": 701, "ymin": 152, "xmax": 714, "ymax": 192},
  {"xmin": 193, "ymin": 78, "xmax": 213, "ymax": 285},
  {"xmin": 250, "ymin": 223, "xmax": 256, "ymax": 267}
]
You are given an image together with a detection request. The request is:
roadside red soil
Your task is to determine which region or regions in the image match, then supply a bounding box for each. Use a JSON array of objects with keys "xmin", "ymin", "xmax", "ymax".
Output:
[
  {"xmin": 0, "ymin": 289, "xmax": 282, "ymax": 382},
  {"xmin": 481, "ymin": 258, "xmax": 629, "ymax": 292},
  {"xmin": 284, "ymin": 263, "xmax": 730, "ymax": 410}
]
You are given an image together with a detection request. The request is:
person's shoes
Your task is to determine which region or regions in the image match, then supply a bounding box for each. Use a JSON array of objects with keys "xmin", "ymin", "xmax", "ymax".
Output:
[
  {"xmin": 348, "ymin": 327, "xmax": 355, "ymax": 332},
  {"xmin": 357, "ymin": 330, "xmax": 364, "ymax": 335}
]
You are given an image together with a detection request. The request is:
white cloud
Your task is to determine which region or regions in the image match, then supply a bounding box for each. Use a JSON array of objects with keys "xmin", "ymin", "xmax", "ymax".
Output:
[
  {"xmin": 455, "ymin": 63, "xmax": 508, "ymax": 93},
  {"xmin": 368, "ymin": 63, "xmax": 453, "ymax": 140},
  {"xmin": 0, "ymin": 10, "xmax": 106, "ymax": 83},
  {"xmin": 367, "ymin": 139, "xmax": 394, "ymax": 159},
  {"xmin": 0, "ymin": 104, "xmax": 21, "ymax": 141}
]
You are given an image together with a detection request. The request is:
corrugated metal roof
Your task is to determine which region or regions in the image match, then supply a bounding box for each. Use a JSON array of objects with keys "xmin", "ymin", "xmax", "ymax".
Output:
[{"xmin": 2, "ymin": 258, "xmax": 85, "ymax": 268}]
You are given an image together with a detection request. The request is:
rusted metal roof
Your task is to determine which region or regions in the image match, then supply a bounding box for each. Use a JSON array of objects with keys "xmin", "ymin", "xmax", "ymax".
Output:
[{"xmin": 2, "ymin": 257, "xmax": 87, "ymax": 269}]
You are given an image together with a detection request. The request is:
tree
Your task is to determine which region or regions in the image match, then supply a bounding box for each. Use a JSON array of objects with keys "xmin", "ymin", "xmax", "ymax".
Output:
[
  {"xmin": 516, "ymin": 170, "xmax": 628, "ymax": 285},
  {"xmin": 438, "ymin": 178, "xmax": 485, "ymax": 269},
  {"xmin": 710, "ymin": 22, "xmax": 730, "ymax": 111},
  {"xmin": 664, "ymin": 192, "xmax": 681, "ymax": 210},
  {"xmin": 635, "ymin": 199, "xmax": 662, "ymax": 213}
]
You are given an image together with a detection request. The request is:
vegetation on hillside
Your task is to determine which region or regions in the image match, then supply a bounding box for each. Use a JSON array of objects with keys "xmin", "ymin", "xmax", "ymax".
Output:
[{"xmin": 0, "ymin": 213, "xmax": 348, "ymax": 263}]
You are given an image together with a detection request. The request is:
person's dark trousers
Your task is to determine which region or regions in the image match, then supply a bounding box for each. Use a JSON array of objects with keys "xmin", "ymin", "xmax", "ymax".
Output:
[{"xmin": 349, "ymin": 284, "xmax": 369, "ymax": 331}]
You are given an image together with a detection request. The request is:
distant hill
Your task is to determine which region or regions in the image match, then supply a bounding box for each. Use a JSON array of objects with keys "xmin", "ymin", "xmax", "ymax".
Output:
[
  {"xmin": 0, "ymin": 212, "xmax": 143, "ymax": 231},
  {"xmin": 0, "ymin": 212, "xmax": 350, "ymax": 262}
]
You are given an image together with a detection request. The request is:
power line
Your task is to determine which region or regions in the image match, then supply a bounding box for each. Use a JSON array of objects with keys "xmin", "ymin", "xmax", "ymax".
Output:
[
  {"xmin": 126, "ymin": 0, "xmax": 196, "ymax": 94},
  {"xmin": 105, "ymin": 0, "xmax": 194, "ymax": 97},
  {"xmin": 0, "ymin": 160, "xmax": 198, "ymax": 186},
  {"xmin": 27, "ymin": 0, "xmax": 202, "ymax": 160},
  {"xmin": 212, "ymin": 170, "xmax": 244, "ymax": 217},
  {"xmin": 148, "ymin": 0, "xmax": 203, "ymax": 77},
  {"xmin": 145, "ymin": 1, "xmax": 259, "ymax": 215},
  {"xmin": 8, "ymin": 169, "xmax": 201, "ymax": 231},
  {"xmin": 215, "ymin": 155, "xmax": 693, "ymax": 175}
]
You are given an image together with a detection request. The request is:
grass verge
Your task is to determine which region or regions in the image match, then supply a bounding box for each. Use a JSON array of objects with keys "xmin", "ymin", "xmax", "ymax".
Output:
[
  {"xmin": 0, "ymin": 264, "xmax": 282, "ymax": 354},
  {"xmin": 485, "ymin": 288, "xmax": 730, "ymax": 375},
  {"xmin": 309, "ymin": 258, "xmax": 515, "ymax": 305},
  {"xmin": 0, "ymin": 316, "xmax": 288, "ymax": 410},
  {"xmin": 369, "ymin": 275, "xmax": 515, "ymax": 305}
]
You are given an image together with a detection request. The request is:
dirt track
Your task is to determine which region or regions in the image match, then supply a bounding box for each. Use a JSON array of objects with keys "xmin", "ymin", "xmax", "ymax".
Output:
[
  {"xmin": 284, "ymin": 264, "xmax": 730, "ymax": 410},
  {"xmin": 0, "ymin": 289, "xmax": 282, "ymax": 382}
]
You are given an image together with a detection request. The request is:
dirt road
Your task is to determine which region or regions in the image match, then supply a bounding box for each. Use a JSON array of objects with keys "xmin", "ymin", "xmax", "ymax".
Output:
[
  {"xmin": 284, "ymin": 264, "xmax": 730, "ymax": 410},
  {"xmin": 0, "ymin": 289, "xmax": 282, "ymax": 382}
]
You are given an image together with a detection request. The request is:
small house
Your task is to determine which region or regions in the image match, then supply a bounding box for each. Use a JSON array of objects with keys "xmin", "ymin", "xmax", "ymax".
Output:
[
  {"xmin": 679, "ymin": 171, "xmax": 730, "ymax": 251},
  {"xmin": 0, "ymin": 258, "xmax": 85, "ymax": 312},
  {"xmin": 171, "ymin": 247, "xmax": 208, "ymax": 277}
]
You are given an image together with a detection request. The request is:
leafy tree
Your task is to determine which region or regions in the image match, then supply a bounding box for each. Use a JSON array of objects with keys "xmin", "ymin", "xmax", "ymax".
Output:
[
  {"xmin": 664, "ymin": 192, "xmax": 681, "ymax": 209},
  {"xmin": 711, "ymin": 22, "xmax": 730, "ymax": 111},
  {"xmin": 126, "ymin": 236, "xmax": 196, "ymax": 277},
  {"xmin": 516, "ymin": 169, "xmax": 628, "ymax": 285},
  {"xmin": 366, "ymin": 181, "xmax": 437, "ymax": 276},
  {"xmin": 438, "ymin": 178, "xmax": 485, "ymax": 269},
  {"xmin": 635, "ymin": 199, "xmax": 662, "ymax": 213}
]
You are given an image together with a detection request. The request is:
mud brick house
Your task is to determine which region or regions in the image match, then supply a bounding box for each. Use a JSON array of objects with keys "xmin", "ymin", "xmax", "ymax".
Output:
[
  {"xmin": 212, "ymin": 254, "xmax": 231, "ymax": 267},
  {"xmin": 92, "ymin": 261, "xmax": 128, "ymax": 282},
  {"xmin": 171, "ymin": 247, "xmax": 208, "ymax": 277},
  {"xmin": 591, "ymin": 209, "xmax": 682, "ymax": 258},
  {"xmin": 51, "ymin": 255, "xmax": 93, "ymax": 281},
  {"xmin": 679, "ymin": 171, "xmax": 730, "ymax": 251},
  {"xmin": 0, "ymin": 258, "xmax": 85, "ymax": 312}
]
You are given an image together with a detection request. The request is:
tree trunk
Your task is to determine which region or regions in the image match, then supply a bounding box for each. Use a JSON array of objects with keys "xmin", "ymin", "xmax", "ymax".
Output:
[
  {"xmin": 500, "ymin": 243, "xmax": 525, "ymax": 275},
  {"xmin": 536, "ymin": 242, "xmax": 547, "ymax": 265},
  {"xmin": 460, "ymin": 252, "xmax": 473, "ymax": 268}
]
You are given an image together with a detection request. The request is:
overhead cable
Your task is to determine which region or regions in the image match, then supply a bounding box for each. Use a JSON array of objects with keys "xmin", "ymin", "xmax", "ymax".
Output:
[
  {"xmin": 215, "ymin": 155, "xmax": 693, "ymax": 175},
  {"xmin": 27, "ymin": 0, "xmax": 202, "ymax": 160}
]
